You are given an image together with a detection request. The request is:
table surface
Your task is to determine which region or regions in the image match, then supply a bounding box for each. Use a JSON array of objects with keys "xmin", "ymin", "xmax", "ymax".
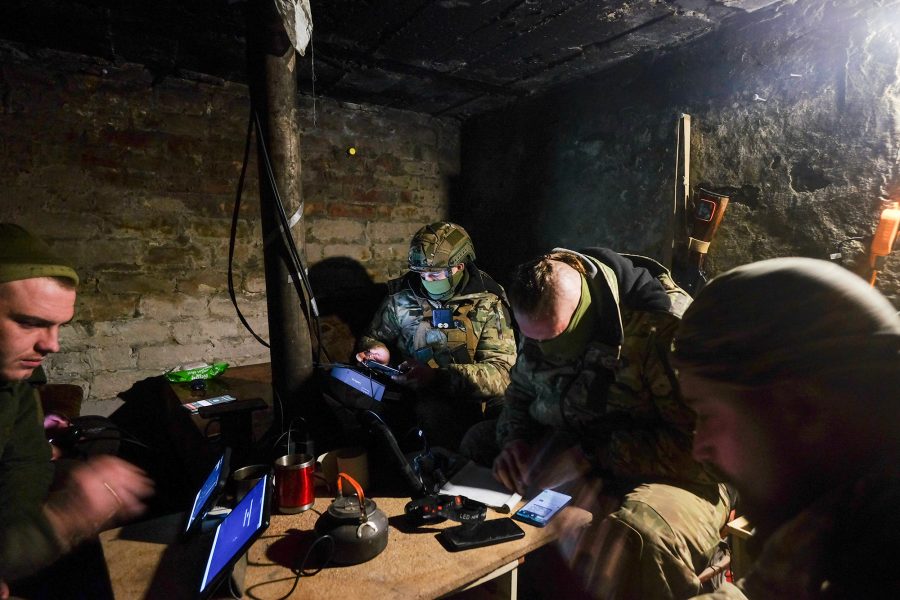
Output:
[
  {"xmin": 100, "ymin": 495, "xmax": 591, "ymax": 600},
  {"xmin": 164, "ymin": 363, "xmax": 275, "ymax": 469}
]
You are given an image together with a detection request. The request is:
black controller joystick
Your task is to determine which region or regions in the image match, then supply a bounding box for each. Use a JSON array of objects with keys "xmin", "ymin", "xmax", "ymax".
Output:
[{"xmin": 404, "ymin": 494, "xmax": 487, "ymax": 527}]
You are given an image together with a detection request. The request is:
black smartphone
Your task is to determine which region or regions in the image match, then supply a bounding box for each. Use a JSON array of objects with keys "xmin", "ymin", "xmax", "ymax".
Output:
[
  {"xmin": 440, "ymin": 518, "xmax": 525, "ymax": 551},
  {"xmin": 361, "ymin": 360, "xmax": 403, "ymax": 377},
  {"xmin": 512, "ymin": 489, "xmax": 572, "ymax": 528}
]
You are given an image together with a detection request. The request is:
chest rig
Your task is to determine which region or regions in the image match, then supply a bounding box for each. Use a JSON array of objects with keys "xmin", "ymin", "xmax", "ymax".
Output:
[{"xmin": 412, "ymin": 298, "xmax": 479, "ymax": 367}]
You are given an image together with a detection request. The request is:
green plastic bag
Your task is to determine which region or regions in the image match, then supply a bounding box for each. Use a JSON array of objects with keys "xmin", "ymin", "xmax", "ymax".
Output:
[{"xmin": 164, "ymin": 361, "xmax": 229, "ymax": 383}]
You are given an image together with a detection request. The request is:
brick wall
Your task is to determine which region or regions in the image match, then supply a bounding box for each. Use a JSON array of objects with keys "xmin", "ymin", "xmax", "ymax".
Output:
[{"xmin": 0, "ymin": 44, "xmax": 459, "ymax": 414}]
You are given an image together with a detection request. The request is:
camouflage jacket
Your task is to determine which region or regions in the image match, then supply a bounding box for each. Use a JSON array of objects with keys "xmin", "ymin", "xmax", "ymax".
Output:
[
  {"xmin": 496, "ymin": 248, "xmax": 713, "ymax": 484},
  {"xmin": 690, "ymin": 463, "xmax": 900, "ymax": 599},
  {"xmin": 359, "ymin": 266, "xmax": 517, "ymax": 401}
]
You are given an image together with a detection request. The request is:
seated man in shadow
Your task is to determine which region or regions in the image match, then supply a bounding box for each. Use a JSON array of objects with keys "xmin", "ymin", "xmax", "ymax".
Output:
[
  {"xmin": 671, "ymin": 257, "xmax": 899, "ymax": 599},
  {"xmin": 355, "ymin": 222, "xmax": 517, "ymax": 452}
]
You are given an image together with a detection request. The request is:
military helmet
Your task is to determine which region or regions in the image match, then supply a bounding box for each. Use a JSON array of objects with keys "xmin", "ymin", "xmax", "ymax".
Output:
[{"xmin": 408, "ymin": 222, "xmax": 476, "ymax": 272}]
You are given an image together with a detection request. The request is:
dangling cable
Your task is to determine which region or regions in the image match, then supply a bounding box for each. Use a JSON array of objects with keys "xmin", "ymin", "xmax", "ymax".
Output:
[
  {"xmin": 229, "ymin": 110, "xmax": 270, "ymax": 348},
  {"xmin": 252, "ymin": 109, "xmax": 332, "ymax": 363}
]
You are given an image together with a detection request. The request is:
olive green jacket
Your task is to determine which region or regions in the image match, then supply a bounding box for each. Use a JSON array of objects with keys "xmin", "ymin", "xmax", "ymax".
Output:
[
  {"xmin": 0, "ymin": 380, "xmax": 61, "ymax": 581},
  {"xmin": 496, "ymin": 248, "xmax": 712, "ymax": 485},
  {"xmin": 359, "ymin": 266, "xmax": 517, "ymax": 401}
]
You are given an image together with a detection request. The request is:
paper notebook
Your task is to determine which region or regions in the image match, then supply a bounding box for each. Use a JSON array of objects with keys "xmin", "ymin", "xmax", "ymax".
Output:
[{"xmin": 439, "ymin": 460, "xmax": 522, "ymax": 513}]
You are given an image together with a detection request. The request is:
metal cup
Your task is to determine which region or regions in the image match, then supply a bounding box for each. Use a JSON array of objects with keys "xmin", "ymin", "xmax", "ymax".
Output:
[
  {"xmin": 232, "ymin": 464, "xmax": 270, "ymax": 503},
  {"xmin": 274, "ymin": 454, "xmax": 316, "ymax": 514}
]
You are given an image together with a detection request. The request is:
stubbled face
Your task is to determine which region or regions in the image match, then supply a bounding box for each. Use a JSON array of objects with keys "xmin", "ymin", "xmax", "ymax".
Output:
[
  {"xmin": 0, "ymin": 278, "xmax": 76, "ymax": 382},
  {"xmin": 679, "ymin": 369, "xmax": 797, "ymax": 519}
]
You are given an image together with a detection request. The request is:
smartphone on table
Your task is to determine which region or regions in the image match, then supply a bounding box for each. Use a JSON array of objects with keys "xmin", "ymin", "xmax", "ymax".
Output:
[
  {"xmin": 440, "ymin": 518, "xmax": 525, "ymax": 551},
  {"xmin": 513, "ymin": 489, "xmax": 572, "ymax": 527}
]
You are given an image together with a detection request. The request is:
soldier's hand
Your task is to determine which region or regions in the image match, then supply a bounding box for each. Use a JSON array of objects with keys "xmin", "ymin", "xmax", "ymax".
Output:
[
  {"xmin": 395, "ymin": 359, "xmax": 436, "ymax": 389},
  {"xmin": 43, "ymin": 455, "xmax": 154, "ymax": 548},
  {"xmin": 493, "ymin": 439, "xmax": 532, "ymax": 495},
  {"xmin": 524, "ymin": 444, "xmax": 591, "ymax": 494},
  {"xmin": 356, "ymin": 345, "xmax": 390, "ymax": 365}
]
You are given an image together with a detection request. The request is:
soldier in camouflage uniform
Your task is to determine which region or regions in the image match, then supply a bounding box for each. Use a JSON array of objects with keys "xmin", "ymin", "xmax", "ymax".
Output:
[
  {"xmin": 467, "ymin": 247, "xmax": 729, "ymax": 599},
  {"xmin": 672, "ymin": 258, "xmax": 899, "ymax": 599},
  {"xmin": 356, "ymin": 222, "xmax": 516, "ymax": 450}
]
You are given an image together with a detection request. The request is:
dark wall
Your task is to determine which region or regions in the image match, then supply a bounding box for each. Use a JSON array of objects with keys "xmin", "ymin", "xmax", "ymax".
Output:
[{"xmin": 459, "ymin": 0, "xmax": 900, "ymax": 306}]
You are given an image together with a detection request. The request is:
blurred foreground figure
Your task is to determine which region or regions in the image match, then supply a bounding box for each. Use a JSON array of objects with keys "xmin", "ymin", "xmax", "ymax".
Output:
[{"xmin": 671, "ymin": 257, "xmax": 899, "ymax": 599}]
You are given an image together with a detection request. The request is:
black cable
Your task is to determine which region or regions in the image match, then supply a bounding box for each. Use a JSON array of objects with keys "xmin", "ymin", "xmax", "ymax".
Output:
[
  {"xmin": 229, "ymin": 109, "xmax": 270, "ymax": 348},
  {"xmin": 273, "ymin": 534, "xmax": 334, "ymax": 600},
  {"xmin": 251, "ymin": 109, "xmax": 332, "ymax": 364}
]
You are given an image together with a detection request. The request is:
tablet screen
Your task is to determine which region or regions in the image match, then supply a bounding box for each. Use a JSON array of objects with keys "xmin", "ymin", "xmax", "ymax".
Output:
[
  {"xmin": 199, "ymin": 474, "xmax": 270, "ymax": 596},
  {"xmin": 185, "ymin": 448, "xmax": 231, "ymax": 535},
  {"xmin": 330, "ymin": 366, "xmax": 385, "ymax": 401}
]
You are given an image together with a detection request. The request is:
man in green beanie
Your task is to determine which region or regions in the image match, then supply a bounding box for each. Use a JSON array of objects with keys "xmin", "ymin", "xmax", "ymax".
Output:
[{"xmin": 0, "ymin": 224, "xmax": 153, "ymax": 596}]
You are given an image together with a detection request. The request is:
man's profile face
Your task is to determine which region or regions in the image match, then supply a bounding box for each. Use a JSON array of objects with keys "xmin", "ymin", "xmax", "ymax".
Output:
[
  {"xmin": 679, "ymin": 369, "xmax": 800, "ymax": 517},
  {"xmin": 0, "ymin": 278, "xmax": 76, "ymax": 381}
]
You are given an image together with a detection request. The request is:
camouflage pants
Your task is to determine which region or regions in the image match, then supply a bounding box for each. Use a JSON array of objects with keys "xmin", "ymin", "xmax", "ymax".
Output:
[
  {"xmin": 561, "ymin": 481, "xmax": 730, "ymax": 599},
  {"xmin": 459, "ymin": 421, "xmax": 730, "ymax": 599}
]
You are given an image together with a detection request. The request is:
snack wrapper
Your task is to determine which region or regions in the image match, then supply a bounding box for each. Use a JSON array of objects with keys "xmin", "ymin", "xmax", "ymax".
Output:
[{"xmin": 165, "ymin": 361, "xmax": 229, "ymax": 383}]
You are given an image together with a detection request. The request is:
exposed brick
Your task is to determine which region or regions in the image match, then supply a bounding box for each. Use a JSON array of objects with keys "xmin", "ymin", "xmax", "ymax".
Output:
[
  {"xmin": 136, "ymin": 342, "xmax": 217, "ymax": 370},
  {"xmin": 0, "ymin": 49, "xmax": 457, "ymax": 404},
  {"xmin": 92, "ymin": 319, "xmax": 174, "ymax": 346},
  {"xmin": 75, "ymin": 293, "xmax": 141, "ymax": 322},
  {"xmin": 323, "ymin": 243, "xmax": 372, "ymax": 261},
  {"xmin": 138, "ymin": 294, "xmax": 209, "ymax": 319}
]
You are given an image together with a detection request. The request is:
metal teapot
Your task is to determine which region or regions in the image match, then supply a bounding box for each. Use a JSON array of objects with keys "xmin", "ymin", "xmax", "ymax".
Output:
[{"xmin": 314, "ymin": 472, "xmax": 388, "ymax": 565}]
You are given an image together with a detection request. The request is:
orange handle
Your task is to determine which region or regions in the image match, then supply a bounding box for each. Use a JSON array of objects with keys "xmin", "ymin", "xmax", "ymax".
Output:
[{"xmin": 336, "ymin": 472, "xmax": 366, "ymax": 519}]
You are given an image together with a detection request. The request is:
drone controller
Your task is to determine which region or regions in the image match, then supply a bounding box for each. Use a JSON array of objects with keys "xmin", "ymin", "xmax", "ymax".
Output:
[{"xmin": 404, "ymin": 494, "xmax": 487, "ymax": 527}]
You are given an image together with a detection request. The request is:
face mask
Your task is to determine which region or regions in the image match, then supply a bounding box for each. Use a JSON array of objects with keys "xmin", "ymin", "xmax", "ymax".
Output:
[
  {"xmin": 536, "ymin": 275, "xmax": 597, "ymax": 360},
  {"xmin": 421, "ymin": 269, "xmax": 465, "ymax": 300}
]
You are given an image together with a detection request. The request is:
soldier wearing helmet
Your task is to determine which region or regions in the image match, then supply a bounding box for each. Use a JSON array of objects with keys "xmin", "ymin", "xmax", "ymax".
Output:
[{"xmin": 355, "ymin": 222, "xmax": 516, "ymax": 450}]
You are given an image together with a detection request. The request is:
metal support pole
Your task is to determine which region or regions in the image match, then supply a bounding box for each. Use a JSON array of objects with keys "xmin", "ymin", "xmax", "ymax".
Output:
[{"xmin": 245, "ymin": 0, "xmax": 312, "ymax": 423}]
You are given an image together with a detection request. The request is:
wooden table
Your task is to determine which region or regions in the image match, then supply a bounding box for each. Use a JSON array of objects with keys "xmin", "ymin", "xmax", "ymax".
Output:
[
  {"xmin": 101, "ymin": 495, "xmax": 591, "ymax": 599},
  {"xmin": 165, "ymin": 363, "xmax": 275, "ymax": 470}
]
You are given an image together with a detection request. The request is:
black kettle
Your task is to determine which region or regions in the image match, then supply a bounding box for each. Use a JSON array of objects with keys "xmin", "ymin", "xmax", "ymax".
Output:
[{"xmin": 314, "ymin": 472, "xmax": 388, "ymax": 565}]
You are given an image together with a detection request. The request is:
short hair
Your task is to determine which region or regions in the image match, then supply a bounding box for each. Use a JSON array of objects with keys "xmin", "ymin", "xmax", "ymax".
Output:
[{"xmin": 508, "ymin": 251, "xmax": 585, "ymax": 316}]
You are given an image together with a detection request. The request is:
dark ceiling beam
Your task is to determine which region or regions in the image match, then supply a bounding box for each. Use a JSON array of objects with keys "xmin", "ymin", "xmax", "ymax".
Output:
[
  {"xmin": 306, "ymin": 41, "xmax": 530, "ymax": 100},
  {"xmin": 509, "ymin": 11, "xmax": 675, "ymax": 86},
  {"xmin": 449, "ymin": 0, "xmax": 595, "ymax": 74},
  {"xmin": 367, "ymin": 0, "xmax": 434, "ymax": 56}
]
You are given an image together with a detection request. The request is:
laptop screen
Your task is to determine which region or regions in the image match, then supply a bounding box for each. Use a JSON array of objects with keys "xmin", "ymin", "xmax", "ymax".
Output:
[
  {"xmin": 185, "ymin": 449, "xmax": 231, "ymax": 535},
  {"xmin": 330, "ymin": 366, "xmax": 385, "ymax": 401},
  {"xmin": 199, "ymin": 474, "xmax": 271, "ymax": 596}
]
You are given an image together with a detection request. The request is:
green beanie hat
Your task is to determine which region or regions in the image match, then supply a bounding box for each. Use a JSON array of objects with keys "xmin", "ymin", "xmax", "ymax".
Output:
[{"xmin": 0, "ymin": 223, "xmax": 80, "ymax": 286}]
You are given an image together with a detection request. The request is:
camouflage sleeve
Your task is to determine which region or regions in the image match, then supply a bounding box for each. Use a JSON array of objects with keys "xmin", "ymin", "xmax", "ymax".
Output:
[
  {"xmin": 439, "ymin": 300, "xmax": 517, "ymax": 399},
  {"xmin": 576, "ymin": 483, "xmax": 729, "ymax": 599},
  {"xmin": 357, "ymin": 295, "xmax": 401, "ymax": 353},
  {"xmin": 495, "ymin": 348, "xmax": 544, "ymax": 447}
]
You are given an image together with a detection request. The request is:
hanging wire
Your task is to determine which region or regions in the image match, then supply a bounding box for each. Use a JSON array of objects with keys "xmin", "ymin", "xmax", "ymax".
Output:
[{"xmin": 228, "ymin": 110, "xmax": 270, "ymax": 347}]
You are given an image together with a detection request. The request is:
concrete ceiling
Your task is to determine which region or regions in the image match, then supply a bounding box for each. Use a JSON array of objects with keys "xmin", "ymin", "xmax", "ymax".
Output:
[{"xmin": 0, "ymin": 0, "xmax": 782, "ymax": 119}]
